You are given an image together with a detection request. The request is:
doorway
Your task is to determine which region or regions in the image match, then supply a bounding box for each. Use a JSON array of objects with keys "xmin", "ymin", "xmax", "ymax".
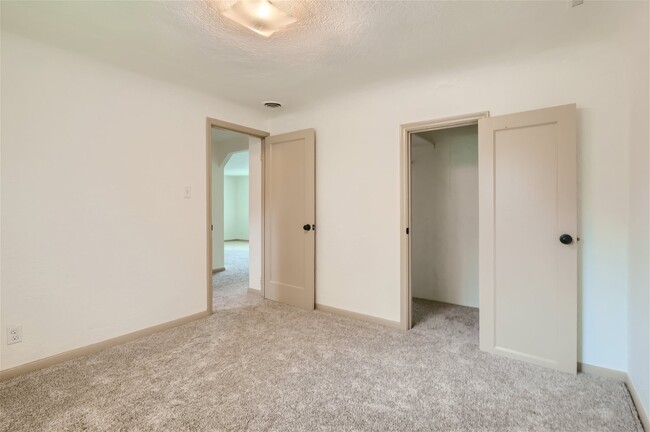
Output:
[
  {"xmin": 400, "ymin": 112, "xmax": 489, "ymax": 330},
  {"xmin": 214, "ymin": 148, "xmax": 258, "ymax": 310},
  {"xmin": 205, "ymin": 119, "xmax": 317, "ymax": 314},
  {"xmin": 206, "ymin": 118, "xmax": 268, "ymax": 313},
  {"xmin": 410, "ymin": 124, "xmax": 479, "ymax": 326}
]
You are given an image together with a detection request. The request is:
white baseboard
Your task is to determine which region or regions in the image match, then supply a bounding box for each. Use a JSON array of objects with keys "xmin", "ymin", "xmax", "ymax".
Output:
[
  {"xmin": 247, "ymin": 288, "xmax": 262, "ymax": 295},
  {"xmin": 212, "ymin": 267, "xmax": 225, "ymax": 274},
  {"xmin": 578, "ymin": 362, "xmax": 627, "ymax": 380},
  {"xmin": 0, "ymin": 311, "xmax": 210, "ymax": 382},
  {"xmin": 579, "ymin": 362, "xmax": 648, "ymax": 431},
  {"xmin": 315, "ymin": 303, "xmax": 402, "ymax": 329},
  {"xmin": 626, "ymin": 374, "xmax": 649, "ymax": 432}
]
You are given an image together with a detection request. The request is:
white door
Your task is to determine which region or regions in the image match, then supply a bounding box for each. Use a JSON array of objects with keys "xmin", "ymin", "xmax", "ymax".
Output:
[
  {"xmin": 478, "ymin": 104, "xmax": 577, "ymax": 373},
  {"xmin": 264, "ymin": 129, "xmax": 315, "ymax": 310}
]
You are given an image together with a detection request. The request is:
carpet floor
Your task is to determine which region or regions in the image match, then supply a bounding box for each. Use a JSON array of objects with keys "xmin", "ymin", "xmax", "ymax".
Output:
[
  {"xmin": 0, "ymin": 298, "xmax": 643, "ymax": 430},
  {"xmin": 213, "ymin": 241, "xmax": 263, "ymax": 311}
]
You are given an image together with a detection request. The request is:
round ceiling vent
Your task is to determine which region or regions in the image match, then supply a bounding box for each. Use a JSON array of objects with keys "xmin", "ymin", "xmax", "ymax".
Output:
[{"xmin": 263, "ymin": 101, "xmax": 282, "ymax": 109}]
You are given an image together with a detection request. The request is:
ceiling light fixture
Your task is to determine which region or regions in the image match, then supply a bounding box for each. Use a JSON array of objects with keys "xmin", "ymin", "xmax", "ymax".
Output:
[{"xmin": 221, "ymin": 0, "xmax": 297, "ymax": 37}]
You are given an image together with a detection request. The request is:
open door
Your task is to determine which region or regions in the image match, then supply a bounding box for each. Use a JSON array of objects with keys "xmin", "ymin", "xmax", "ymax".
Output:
[
  {"xmin": 478, "ymin": 104, "xmax": 577, "ymax": 373},
  {"xmin": 264, "ymin": 129, "xmax": 315, "ymax": 310}
]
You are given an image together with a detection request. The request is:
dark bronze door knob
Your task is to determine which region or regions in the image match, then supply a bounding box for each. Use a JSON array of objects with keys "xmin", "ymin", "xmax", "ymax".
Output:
[{"xmin": 559, "ymin": 234, "xmax": 573, "ymax": 245}]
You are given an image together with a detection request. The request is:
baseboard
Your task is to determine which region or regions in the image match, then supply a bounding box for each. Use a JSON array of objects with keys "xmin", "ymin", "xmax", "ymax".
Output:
[
  {"xmin": 212, "ymin": 267, "xmax": 225, "ymax": 274},
  {"xmin": 247, "ymin": 288, "xmax": 262, "ymax": 296},
  {"xmin": 626, "ymin": 374, "xmax": 650, "ymax": 432},
  {"xmin": 578, "ymin": 362, "xmax": 648, "ymax": 431},
  {"xmin": 315, "ymin": 303, "xmax": 402, "ymax": 329},
  {"xmin": 0, "ymin": 310, "xmax": 210, "ymax": 382},
  {"xmin": 578, "ymin": 362, "xmax": 627, "ymax": 380},
  {"xmin": 224, "ymin": 239, "xmax": 248, "ymax": 242}
]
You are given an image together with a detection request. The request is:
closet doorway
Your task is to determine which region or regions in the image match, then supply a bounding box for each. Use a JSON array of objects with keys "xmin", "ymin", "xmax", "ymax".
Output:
[
  {"xmin": 411, "ymin": 123, "xmax": 479, "ymax": 323},
  {"xmin": 400, "ymin": 112, "xmax": 488, "ymax": 330},
  {"xmin": 400, "ymin": 105, "xmax": 578, "ymax": 374}
]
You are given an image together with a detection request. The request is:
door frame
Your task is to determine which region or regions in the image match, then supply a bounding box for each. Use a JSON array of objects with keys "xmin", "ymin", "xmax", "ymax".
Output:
[
  {"xmin": 206, "ymin": 117, "xmax": 270, "ymax": 313},
  {"xmin": 399, "ymin": 111, "xmax": 489, "ymax": 330}
]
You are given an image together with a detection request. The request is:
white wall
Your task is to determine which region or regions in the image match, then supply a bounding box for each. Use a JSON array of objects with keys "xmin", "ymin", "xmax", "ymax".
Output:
[
  {"xmin": 211, "ymin": 139, "xmax": 225, "ymax": 271},
  {"xmin": 224, "ymin": 174, "xmax": 249, "ymax": 241},
  {"xmin": 215, "ymin": 136, "xmax": 250, "ymax": 167},
  {"xmin": 269, "ymin": 11, "xmax": 647, "ymax": 371},
  {"xmin": 0, "ymin": 32, "xmax": 268, "ymax": 371},
  {"xmin": 626, "ymin": 1, "xmax": 650, "ymax": 415},
  {"xmin": 411, "ymin": 127, "xmax": 478, "ymax": 307},
  {"xmin": 223, "ymin": 176, "xmax": 236, "ymax": 240},
  {"xmin": 248, "ymin": 137, "xmax": 263, "ymax": 292}
]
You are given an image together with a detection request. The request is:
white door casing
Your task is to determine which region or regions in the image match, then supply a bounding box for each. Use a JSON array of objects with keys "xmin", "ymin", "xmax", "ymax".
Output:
[
  {"xmin": 478, "ymin": 104, "xmax": 577, "ymax": 373},
  {"xmin": 264, "ymin": 129, "xmax": 316, "ymax": 310}
]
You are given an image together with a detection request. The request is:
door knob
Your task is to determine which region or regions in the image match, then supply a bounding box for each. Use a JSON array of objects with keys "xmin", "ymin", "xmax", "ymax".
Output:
[
  {"xmin": 559, "ymin": 234, "xmax": 573, "ymax": 245},
  {"xmin": 303, "ymin": 224, "xmax": 312, "ymax": 231}
]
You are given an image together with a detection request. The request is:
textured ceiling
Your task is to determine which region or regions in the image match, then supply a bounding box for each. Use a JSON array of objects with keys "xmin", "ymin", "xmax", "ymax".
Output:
[{"xmin": 1, "ymin": 1, "xmax": 635, "ymax": 112}]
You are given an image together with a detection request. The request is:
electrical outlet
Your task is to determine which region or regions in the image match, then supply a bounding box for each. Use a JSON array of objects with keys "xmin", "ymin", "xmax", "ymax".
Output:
[{"xmin": 7, "ymin": 325, "xmax": 22, "ymax": 345}]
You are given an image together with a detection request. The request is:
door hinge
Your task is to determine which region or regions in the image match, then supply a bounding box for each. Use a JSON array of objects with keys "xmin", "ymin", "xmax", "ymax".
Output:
[
  {"xmin": 211, "ymin": 224, "xmax": 214, "ymax": 231},
  {"xmin": 406, "ymin": 227, "xmax": 409, "ymax": 235}
]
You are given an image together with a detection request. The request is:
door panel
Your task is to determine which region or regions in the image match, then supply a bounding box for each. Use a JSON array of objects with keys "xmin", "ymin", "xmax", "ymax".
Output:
[
  {"xmin": 264, "ymin": 129, "xmax": 315, "ymax": 310},
  {"xmin": 479, "ymin": 104, "xmax": 577, "ymax": 373}
]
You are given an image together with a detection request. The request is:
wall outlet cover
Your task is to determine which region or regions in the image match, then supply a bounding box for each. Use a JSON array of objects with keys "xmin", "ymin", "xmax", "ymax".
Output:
[{"xmin": 7, "ymin": 325, "xmax": 23, "ymax": 345}]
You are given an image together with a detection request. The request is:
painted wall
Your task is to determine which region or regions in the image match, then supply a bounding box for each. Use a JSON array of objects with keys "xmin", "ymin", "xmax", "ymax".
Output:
[
  {"xmin": 248, "ymin": 137, "xmax": 263, "ymax": 292},
  {"xmin": 269, "ymin": 9, "xmax": 647, "ymax": 371},
  {"xmin": 211, "ymin": 139, "xmax": 225, "ymax": 271},
  {"xmin": 224, "ymin": 174, "xmax": 249, "ymax": 241},
  {"xmin": 214, "ymin": 135, "xmax": 250, "ymax": 167},
  {"xmin": 626, "ymin": 2, "xmax": 650, "ymax": 415},
  {"xmin": 411, "ymin": 127, "xmax": 478, "ymax": 307},
  {"xmin": 0, "ymin": 32, "xmax": 268, "ymax": 371}
]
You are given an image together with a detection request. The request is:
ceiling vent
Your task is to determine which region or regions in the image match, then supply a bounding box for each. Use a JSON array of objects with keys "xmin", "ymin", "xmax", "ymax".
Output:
[{"xmin": 263, "ymin": 101, "xmax": 282, "ymax": 109}]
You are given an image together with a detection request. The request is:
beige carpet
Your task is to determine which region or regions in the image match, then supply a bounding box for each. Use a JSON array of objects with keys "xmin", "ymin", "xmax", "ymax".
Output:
[
  {"xmin": 0, "ymin": 298, "xmax": 643, "ymax": 431},
  {"xmin": 213, "ymin": 240, "xmax": 263, "ymax": 310}
]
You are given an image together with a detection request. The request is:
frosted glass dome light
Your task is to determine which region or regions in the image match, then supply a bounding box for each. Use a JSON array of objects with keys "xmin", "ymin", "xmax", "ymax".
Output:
[{"xmin": 221, "ymin": 0, "xmax": 297, "ymax": 37}]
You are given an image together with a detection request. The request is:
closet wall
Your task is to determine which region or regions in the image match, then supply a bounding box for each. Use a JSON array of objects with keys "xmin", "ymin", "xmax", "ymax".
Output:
[{"xmin": 411, "ymin": 125, "xmax": 479, "ymax": 307}]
